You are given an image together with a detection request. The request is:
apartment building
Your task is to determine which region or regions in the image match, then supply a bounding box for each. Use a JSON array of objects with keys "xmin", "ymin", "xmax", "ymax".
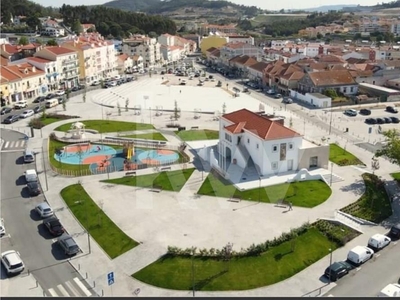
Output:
[
  {"xmin": 26, "ymin": 57, "xmax": 60, "ymax": 91},
  {"xmin": 122, "ymin": 35, "xmax": 161, "ymax": 68},
  {"xmin": 199, "ymin": 24, "xmax": 237, "ymax": 36},
  {"xmin": 219, "ymin": 42, "xmax": 263, "ymax": 65},
  {"xmin": 158, "ymin": 34, "xmax": 197, "ymax": 61},
  {"xmin": 34, "ymin": 46, "xmax": 79, "ymax": 89},
  {"xmin": 61, "ymin": 33, "xmax": 118, "ymax": 84},
  {"xmin": 1, "ymin": 63, "xmax": 46, "ymax": 104}
]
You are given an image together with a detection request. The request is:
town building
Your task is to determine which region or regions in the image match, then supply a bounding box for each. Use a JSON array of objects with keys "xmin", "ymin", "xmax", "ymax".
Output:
[
  {"xmin": 122, "ymin": 35, "xmax": 161, "ymax": 68},
  {"xmin": 116, "ymin": 54, "xmax": 133, "ymax": 75},
  {"xmin": 199, "ymin": 24, "xmax": 237, "ymax": 36}
]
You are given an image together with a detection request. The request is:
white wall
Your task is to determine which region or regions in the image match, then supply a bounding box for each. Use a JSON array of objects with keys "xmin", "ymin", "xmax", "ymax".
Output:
[{"xmin": 290, "ymin": 90, "xmax": 332, "ymax": 108}]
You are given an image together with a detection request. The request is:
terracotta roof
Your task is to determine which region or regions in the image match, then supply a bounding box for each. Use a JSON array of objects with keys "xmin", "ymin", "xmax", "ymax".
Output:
[
  {"xmin": 1, "ymin": 67, "xmax": 20, "ymax": 81},
  {"xmin": 210, "ymin": 49, "xmax": 220, "ymax": 57},
  {"xmin": 82, "ymin": 23, "xmax": 95, "ymax": 28},
  {"xmin": 229, "ymin": 55, "xmax": 257, "ymax": 66},
  {"xmin": 224, "ymin": 42, "xmax": 246, "ymax": 49},
  {"xmin": 0, "ymin": 56, "xmax": 9, "ymax": 66},
  {"xmin": 1, "ymin": 63, "xmax": 45, "ymax": 81},
  {"xmin": 222, "ymin": 109, "xmax": 301, "ymax": 141},
  {"xmin": 44, "ymin": 46, "xmax": 76, "ymax": 55},
  {"xmin": 1, "ymin": 44, "xmax": 22, "ymax": 54},
  {"xmin": 308, "ymin": 70, "xmax": 356, "ymax": 86},
  {"xmin": 118, "ymin": 54, "xmax": 129, "ymax": 61},
  {"xmin": 316, "ymin": 54, "xmax": 345, "ymax": 63},
  {"xmin": 27, "ymin": 57, "xmax": 52, "ymax": 64},
  {"xmin": 309, "ymin": 62, "xmax": 328, "ymax": 70},
  {"xmin": 346, "ymin": 57, "xmax": 368, "ymax": 64},
  {"xmin": 206, "ymin": 47, "xmax": 217, "ymax": 53},
  {"xmin": 248, "ymin": 61, "xmax": 268, "ymax": 72}
]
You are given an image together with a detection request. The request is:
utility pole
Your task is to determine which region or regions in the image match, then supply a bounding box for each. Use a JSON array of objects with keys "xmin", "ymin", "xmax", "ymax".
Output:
[{"xmin": 329, "ymin": 107, "xmax": 333, "ymax": 135}]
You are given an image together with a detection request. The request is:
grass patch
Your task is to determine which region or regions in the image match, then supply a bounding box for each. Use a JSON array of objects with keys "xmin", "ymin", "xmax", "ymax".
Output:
[
  {"xmin": 60, "ymin": 184, "xmax": 139, "ymax": 258},
  {"xmin": 175, "ymin": 130, "xmax": 219, "ymax": 141},
  {"xmin": 29, "ymin": 113, "xmax": 80, "ymax": 129},
  {"xmin": 250, "ymin": 14, "xmax": 307, "ymax": 27},
  {"xmin": 54, "ymin": 120, "xmax": 154, "ymax": 133},
  {"xmin": 391, "ymin": 172, "xmax": 400, "ymax": 182},
  {"xmin": 132, "ymin": 227, "xmax": 336, "ymax": 291},
  {"xmin": 197, "ymin": 172, "xmax": 331, "ymax": 208},
  {"xmin": 102, "ymin": 168, "xmax": 195, "ymax": 192},
  {"xmin": 341, "ymin": 173, "xmax": 392, "ymax": 223},
  {"xmin": 122, "ymin": 132, "xmax": 167, "ymax": 141},
  {"xmin": 329, "ymin": 143, "xmax": 364, "ymax": 166}
]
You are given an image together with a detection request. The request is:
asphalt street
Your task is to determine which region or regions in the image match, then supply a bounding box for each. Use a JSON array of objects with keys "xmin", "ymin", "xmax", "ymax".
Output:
[
  {"xmin": 0, "ymin": 130, "xmax": 95, "ymax": 296},
  {"xmin": 325, "ymin": 240, "xmax": 400, "ymax": 297}
]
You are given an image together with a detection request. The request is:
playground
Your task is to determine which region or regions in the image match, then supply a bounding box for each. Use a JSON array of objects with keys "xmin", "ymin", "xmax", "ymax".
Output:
[{"xmin": 54, "ymin": 142, "xmax": 180, "ymax": 174}]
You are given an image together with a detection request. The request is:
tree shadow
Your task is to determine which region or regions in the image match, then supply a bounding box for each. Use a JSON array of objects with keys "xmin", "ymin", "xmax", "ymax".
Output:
[
  {"xmin": 339, "ymin": 179, "xmax": 365, "ymax": 195},
  {"xmin": 37, "ymin": 223, "xmax": 54, "ymax": 240},
  {"xmin": 15, "ymin": 175, "xmax": 27, "ymax": 186},
  {"xmin": 15, "ymin": 156, "xmax": 25, "ymax": 165},
  {"xmin": 29, "ymin": 209, "xmax": 42, "ymax": 222},
  {"xmin": 274, "ymin": 250, "xmax": 293, "ymax": 261},
  {"xmin": 193, "ymin": 269, "xmax": 227, "ymax": 291}
]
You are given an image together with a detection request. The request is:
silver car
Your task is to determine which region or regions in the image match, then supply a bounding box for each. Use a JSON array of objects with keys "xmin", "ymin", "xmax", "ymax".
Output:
[
  {"xmin": 35, "ymin": 202, "xmax": 53, "ymax": 218},
  {"xmin": 57, "ymin": 234, "xmax": 80, "ymax": 256}
]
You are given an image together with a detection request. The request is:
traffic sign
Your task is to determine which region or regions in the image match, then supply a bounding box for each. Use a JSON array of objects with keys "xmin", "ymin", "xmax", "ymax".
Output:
[{"xmin": 107, "ymin": 272, "xmax": 115, "ymax": 286}]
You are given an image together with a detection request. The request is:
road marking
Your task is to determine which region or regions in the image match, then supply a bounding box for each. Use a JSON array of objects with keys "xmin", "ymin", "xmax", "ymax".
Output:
[
  {"xmin": 4, "ymin": 141, "xmax": 9, "ymax": 148},
  {"xmin": 73, "ymin": 277, "xmax": 92, "ymax": 296},
  {"xmin": 52, "ymin": 239, "xmax": 58, "ymax": 243},
  {"xmin": 47, "ymin": 288, "xmax": 59, "ymax": 297},
  {"xmin": 356, "ymin": 267, "xmax": 361, "ymax": 271},
  {"xmin": 56, "ymin": 284, "xmax": 69, "ymax": 297},
  {"xmin": 65, "ymin": 280, "xmax": 80, "ymax": 297}
]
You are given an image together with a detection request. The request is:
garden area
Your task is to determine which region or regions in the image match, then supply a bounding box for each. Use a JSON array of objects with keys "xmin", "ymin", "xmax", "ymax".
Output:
[
  {"xmin": 329, "ymin": 143, "xmax": 364, "ymax": 166},
  {"xmin": 175, "ymin": 129, "xmax": 219, "ymax": 142},
  {"xmin": 60, "ymin": 183, "xmax": 139, "ymax": 259},
  {"xmin": 29, "ymin": 113, "xmax": 80, "ymax": 129},
  {"xmin": 54, "ymin": 120, "xmax": 154, "ymax": 133},
  {"xmin": 340, "ymin": 173, "xmax": 392, "ymax": 223},
  {"xmin": 391, "ymin": 172, "xmax": 400, "ymax": 183},
  {"xmin": 122, "ymin": 132, "xmax": 167, "ymax": 141},
  {"xmin": 197, "ymin": 172, "xmax": 331, "ymax": 208},
  {"xmin": 102, "ymin": 168, "xmax": 195, "ymax": 192},
  {"xmin": 132, "ymin": 220, "xmax": 359, "ymax": 291}
]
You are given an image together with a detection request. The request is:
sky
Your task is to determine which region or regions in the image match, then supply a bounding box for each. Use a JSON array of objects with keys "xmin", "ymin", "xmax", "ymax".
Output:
[{"xmin": 31, "ymin": 0, "xmax": 380, "ymax": 11}]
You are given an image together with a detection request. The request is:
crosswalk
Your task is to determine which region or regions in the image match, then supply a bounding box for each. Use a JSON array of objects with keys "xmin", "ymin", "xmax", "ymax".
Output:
[
  {"xmin": 45, "ymin": 277, "xmax": 95, "ymax": 297},
  {"xmin": 1, "ymin": 140, "xmax": 27, "ymax": 151}
]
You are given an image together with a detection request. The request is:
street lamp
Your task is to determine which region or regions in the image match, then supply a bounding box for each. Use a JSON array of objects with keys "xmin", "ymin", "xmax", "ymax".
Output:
[
  {"xmin": 330, "ymin": 162, "xmax": 334, "ymax": 187},
  {"xmin": 328, "ymin": 248, "xmax": 333, "ymax": 284},
  {"xmin": 328, "ymin": 106, "xmax": 333, "ymax": 135},
  {"xmin": 225, "ymin": 242, "xmax": 233, "ymax": 272}
]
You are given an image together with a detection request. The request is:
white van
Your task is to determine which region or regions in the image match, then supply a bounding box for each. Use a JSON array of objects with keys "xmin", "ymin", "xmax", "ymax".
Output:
[
  {"xmin": 45, "ymin": 99, "xmax": 58, "ymax": 108},
  {"xmin": 347, "ymin": 246, "xmax": 374, "ymax": 265},
  {"xmin": 378, "ymin": 283, "xmax": 400, "ymax": 297},
  {"xmin": 24, "ymin": 169, "xmax": 38, "ymax": 183},
  {"xmin": 368, "ymin": 233, "xmax": 391, "ymax": 251}
]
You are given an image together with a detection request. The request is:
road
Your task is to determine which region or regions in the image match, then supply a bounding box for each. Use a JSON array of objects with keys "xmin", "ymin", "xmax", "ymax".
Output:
[
  {"xmin": 325, "ymin": 241, "xmax": 400, "ymax": 297},
  {"xmin": 0, "ymin": 129, "xmax": 96, "ymax": 297}
]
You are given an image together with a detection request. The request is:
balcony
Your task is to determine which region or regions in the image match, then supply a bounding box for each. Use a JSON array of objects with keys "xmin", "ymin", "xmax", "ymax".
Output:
[
  {"xmin": 62, "ymin": 58, "xmax": 76, "ymax": 65},
  {"xmin": 64, "ymin": 72, "xmax": 77, "ymax": 79}
]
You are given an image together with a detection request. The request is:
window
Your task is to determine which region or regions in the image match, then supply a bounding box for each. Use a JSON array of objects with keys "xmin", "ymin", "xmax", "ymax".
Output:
[
  {"xmin": 343, "ymin": 87, "xmax": 347, "ymax": 93},
  {"xmin": 271, "ymin": 162, "xmax": 278, "ymax": 170},
  {"xmin": 289, "ymin": 143, "xmax": 294, "ymax": 150},
  {"xmin": 350, "ymin": 87, "xmax": 354, "ymax": 92},
  {"xmin": 272, "ymin": 145, "xmax": 278, "ymax": 152},
  {"xmin": 225, "ymin": 133, "xmax": 232, "ymax": 142},
  {"xmin": 256, "ymin": 144, "xmax": 259, "ymax": 149},
  {"xmin": 247, "ymin": 138, "xmax": 250, "ymax": 144}
]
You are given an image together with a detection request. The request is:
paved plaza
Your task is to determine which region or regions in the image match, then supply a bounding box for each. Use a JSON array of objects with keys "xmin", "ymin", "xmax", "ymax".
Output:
[{"xmin": 4, "ymin": 71, "xmax": 400, "ymax": 297}]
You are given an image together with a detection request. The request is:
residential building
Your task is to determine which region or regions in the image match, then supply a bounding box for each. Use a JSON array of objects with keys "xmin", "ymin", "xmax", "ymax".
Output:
[
  {"xmin": 199, "ymin": 24, "xmax": 237, "ymax": 36},
  {"xmin": 12, "ymin": 15, "xmax": 26, "ymax": 26},
  {"xmin": 219, "ymin": 42, "xmax": 263, "ymax": 65},
  {"xmin": 181, "ymin": 34, "xmax": 202, "ymax": 49},
  {"xmin": 26, "ymin": 57, "xmax": 60, "ymax": 91},
  {"xmin": 0, "ymin": 44, "xmax": 23, "ymax": 62},
  {"xmin": 216, "ymin": 109, "xmax": 329, "ymax": 177},
  {"xmin": 158, "ymin": 34, "xmax": 197, "ymax": 57},
  {"xmin": 61, "ymin": 33, "xmax": 118, "ymax": 83},
  {"xmin": 81, "ymin": 24, "xmax": 96, "ymax": 33},
  {"xmin": 131, "ymin": 55, "xmax": 144, "ymax": 69},
  {"xmin": 1, "ymin": 63, "xmax": 46, "ymax": 103},
  {"xmin": 160, "ymin": 45, "xmax": 182, "ymax": 63},
  {"xmin": 200, "ymin": 34, "xmax": 227, "ymax": 55},
  {"xmin": 122, "ymin": 35, "xmax": 161, "ymax": 68},
  {"xmin": 41, "ymin": 27, "xmax": 65, "ymax": 37},
  {"xmin": 205, "ymin": 47, "xmax": 221, "ymax": 65},
  {"xmin": 247, "ymin": 61, "xmax": 269, "ymax": 84},
  {"xmin": 228, "ymin": 55, "xmax": 258, "ymax": 77},
  {"xmin": 227, "ymin": 35, "xmax": 254, "ymax": 45},
  {"xmin": 297, "ymin": 70, "xmax": 358, "ymax": 95},
  {"xmin": 34, "ymin": 46, "xmax": 79, "ymax": 89},
  {"xmin": 116, "ymin": 54, "xmax": 133, "ymax": 75}
]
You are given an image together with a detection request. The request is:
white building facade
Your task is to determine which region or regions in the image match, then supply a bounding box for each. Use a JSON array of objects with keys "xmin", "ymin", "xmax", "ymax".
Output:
[{"xmin": 122, "ymin": 35, "xmax": 161, "ymax": 68}]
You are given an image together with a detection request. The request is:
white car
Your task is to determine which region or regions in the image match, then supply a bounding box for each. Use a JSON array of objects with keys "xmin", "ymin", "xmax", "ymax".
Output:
[
  {"xmin": 0, "ymin": 218, "xmax": 5, "ymax": 236},
  {"xmin": 20, "ymin": 109, "xmax": 34, "ymax": 118},
  {"xmin": 55, "ymin": 90, "xmax": 65, "ymax": 96},
  {"xmin": 109, "ymin": 81, "xmax": 117, "ymax": 87},
  {"xmin": 35, "ymin": 202, "xmax": 54, "ymax": 219},
  {"xmin": 14, "ymin": 101, "xmax": 27, "ymax": 109},
  {"xmin": 1, "ymin": 250, "xmax": 25, "ymax": 275},
  {"xmin": 91, "ymin": 80, "xmax": 100, "ymax": 86}
]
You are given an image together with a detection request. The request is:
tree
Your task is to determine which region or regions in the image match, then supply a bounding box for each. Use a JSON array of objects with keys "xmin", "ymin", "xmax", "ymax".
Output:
[
  {"xmin": 375, "ymin": 129, "xmax": 400, "ymax": 166},
  {"xmin": 173, "ymin": 100, "xmax": 180, "ymax": 121},
  {"xmin": 47, "ymin": 39, "xmax": 58, "ymax": 46},
  {"xmin": 18, "ymin": 36, "xmax": 29, "ymax": 45},
  {"xmin": 26, "ymin": 15, "xmax": 41, "ymax": 30},
  {"xmin": 117, "ymin": 101, "xmax": 121, "ymax": 116},
  {"xmin": 71, "ymin": 19, "xmax": 83, "ymax": 34},
  {"xmin": 148, "ymin": 31, "xmax": 157, "ymax": 38}
]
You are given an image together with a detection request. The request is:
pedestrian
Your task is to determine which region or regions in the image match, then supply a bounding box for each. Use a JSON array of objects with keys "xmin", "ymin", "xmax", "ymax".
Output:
[{"xmin": 288, "ymin": 202, "xmax": 293, "ymax": 211}]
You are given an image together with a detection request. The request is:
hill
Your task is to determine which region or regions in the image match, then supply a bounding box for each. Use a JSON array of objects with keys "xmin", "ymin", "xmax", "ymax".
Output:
[{"xmin": 301, "ymin": 4, "xmax": 357, "ymax": 12}]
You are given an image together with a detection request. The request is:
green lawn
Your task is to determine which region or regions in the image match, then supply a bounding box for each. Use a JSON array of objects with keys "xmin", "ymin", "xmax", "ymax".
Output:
[
  {"xmin": 329, "ymin": 143, "xmax": 364, "ymax": 166},
  {"xmin": 391, "ymin": 172, "xmax": 400, "ymax": 182},
  {"xmin": 60, "ymin": 184, "xmax": 139, "ymax": 258},
  {"xmin": 341, "ymin": 173, "xmax": 392, "ymax": 223},
  {"xmin": 133, "ymin": 228, "xmax": 336, "ymax": 291},
  {"xmin": 54, "ymin": 120, "xmax": 154, "ymax": 133},
  {"xmin": 122, "ymin": 132, "xmax": 167, "ymax": 141},
  {"xmin": 175, "ymin": 130, "xmax": 219, "ymax": 141},
  {"xmin": 197, "ymin": 173, "xmax": 331, "ymax": 208},
  {"xmin": 29, "ymin": 113, "xmax": 80, "ymax": 129},
  {"xmin": 102, "ymin": 168, "xmax": 195, "ymax": 192}
]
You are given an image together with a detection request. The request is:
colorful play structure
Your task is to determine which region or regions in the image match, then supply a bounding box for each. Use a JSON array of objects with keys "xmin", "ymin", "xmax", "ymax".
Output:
[{"xmin": 122, "ymin": 141, "xmax": 136, "ymax": 170}]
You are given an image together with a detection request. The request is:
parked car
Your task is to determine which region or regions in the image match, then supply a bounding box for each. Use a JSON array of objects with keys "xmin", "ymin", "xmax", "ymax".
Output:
[
  {"xmin": 388, "ymin": 223, "xmax": 400, "ymax": 239},
  {"xmin": 46, "ymin": 93, "xmax": 56, "ymax": 99},
  {"xmin": 282, "ymin": 97, "xmax": 293, "ymax": 104},
  {"xmin": 1, "ymin": 250, "xmax": 25, "ymax": 276},
  {"xmin": 43, "ymin": 216, "xmax": 65, "ymax": 236},
  {"xmin": 1, "ymin": 107, "xmax": 12, "ymax": 115},
  {"xmin": 344, "ymin": 109, "xmax": 357, "ymax": 116},
  {"xmin": 71, "ymin": 86, "xmax": 79, "ymax": 92},
  {"xmin": 359, "ymin": 108, "xmax": 371, "ymax": 115},
  {"xmin": 266, "ymin": 89, "xmax": 275, "ymax": 95},
  {"xmin": 91, "ymin": 80, "xmax": 100, "ymax": 86},
  {"xmin": 25, "ymin": 169, "xmax": 38, "ymax": 183},
  {"xmin": 3, "ymin": 114, "xmax": 20, "ymax": 124},
  {"xmin": 274, "ymin": 93, "xmax": 282, "ymax": 99},
  {"xmin": 367, "ymin": 233, "xmax": 391, "ymax": 251},
  {"xmin": 33, "ymin": 96, "xmax": 46, "ymax": 103},
  {"xmin": 19, "ymin": 110, "xmax": 34, "ymax": 119},
  {"xmin": 35, "ymin": 202, "xmax": 53, "ymax": 219},
  {"xmin": 347, "ymin": 246, "xmax": 374, "ymax": 265},
  {"xmin": 384, "ymin": 117, "xmax": 392, "ymax": 123},
  {"xmin": 0, "ymin": 218, "xmax": 5, "ymax": 236},
  {"xmin": 57, "ymin": 234, "xmax": 80, "ymax": 256},
  {"xmin": 376, "ymin": 118, "xmax": 385, "ymax": 124},
  {"xmin": 365, "ymin": 118, "xmax": 377, "ymax": 125},
  {"xmin": 390, "ymin": 117, "xmax": 400, "ymax": 123},
  {"xmin": 33, "ymin": 106, "xmax": 45, "ymax": 114},
  {"xmin": 57, "ymin": 98, "xmax": 65, "ymax": 104},
  {"xmin": 386, "ymin": 106, "xmax": 398, "ymax": 113},
  {"xmin": 55, "ymin": 90, "xmax": 65, "ymax": 96},
  {"xmin": 26, "ymin": 181, "xmax": 41, "ymax": 196},
  {"xmin": 13, "ymin": 101, "xmax": 27, "ymax": 109},
  {"xmin": 324, "ymin": 261, "xmax": 353, "ymax": 282}
]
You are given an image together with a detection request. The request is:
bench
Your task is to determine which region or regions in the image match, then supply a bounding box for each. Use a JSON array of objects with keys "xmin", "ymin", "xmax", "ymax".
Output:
[
  {"xmin": 160, "ymin": 166, "xmax": 171, "ymax": 171},
  {"xmin": 125, "ymin": 171, "xmax": 136, "ymax": 177},
  {"xmin": 150, "ymin": 185, "xmax": 163, "ymax": 193},
  {"xmin": 228, "ymin": 197, "xmax": 241, "ymax": 203},
  {"xmin": 191, "ymin": 126, "xmax": 199, "ymax": 129}
]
